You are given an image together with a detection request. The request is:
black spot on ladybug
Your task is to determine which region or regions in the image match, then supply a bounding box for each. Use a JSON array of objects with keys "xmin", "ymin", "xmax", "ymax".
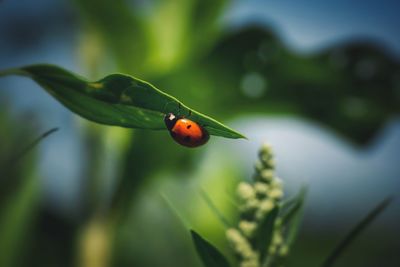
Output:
[
  {"xmin": 187, "ymin": 125, "xmax": 192, "ymax": 129},
  {"xmin": 184, "ymin": 136, "xmax": 191, "ymax": 142}
]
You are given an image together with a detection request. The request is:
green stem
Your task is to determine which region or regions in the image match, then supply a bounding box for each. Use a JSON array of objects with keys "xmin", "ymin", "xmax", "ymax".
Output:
[{"xmin": 321, "ymin": 197, "xmax": 393, "ymax": 267}]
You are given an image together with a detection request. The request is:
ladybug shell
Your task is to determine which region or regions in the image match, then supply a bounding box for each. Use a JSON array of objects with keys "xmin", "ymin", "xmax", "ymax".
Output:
[{"xmin": 164, "ymin": 113, "xmax": 209, "ymax": 148}]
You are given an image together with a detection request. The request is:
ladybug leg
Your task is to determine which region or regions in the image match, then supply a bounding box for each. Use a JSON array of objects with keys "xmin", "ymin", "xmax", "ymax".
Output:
[{"xmin": 188, "ymin": 109, "xmax": 192, "ymax": 117}]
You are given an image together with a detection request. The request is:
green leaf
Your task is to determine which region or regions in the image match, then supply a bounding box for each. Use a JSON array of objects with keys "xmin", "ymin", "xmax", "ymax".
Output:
[
  {"xmin": 0, "ymin": 128, "xmax": 46, "ymax": 267},
  {"xmin": 190, "ymin": 230, "xmax": 231, "ymax": 267},
  {"xmin": 320, "ymin": 197, "xmax": 392, "ymax": 267},
  {"xmin": 0, "ymin": 64, "xmax": 245, "ymax": 139},
  {"xmin": 203, "ymin": 27, "xmax": 400, "ymax": 144},
  {"xmin": 255, "ymin": 207, "xmax": 279, "ymax": 263},
  {"xmin": 74, "ymin": 0, "xmax": 148, "ymax": 74},
  {"xmin": 281, "ymin": 187, "xmax": 307, "ymax": 246},
  {"xmin": 0, "ymin": 171, "xmax": 40, "ymax": 267}
]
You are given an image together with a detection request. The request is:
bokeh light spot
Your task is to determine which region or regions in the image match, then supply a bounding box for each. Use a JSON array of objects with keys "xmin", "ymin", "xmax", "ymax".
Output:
[
  {"xmin": 240, "ymin": 72, "xmax": 267, "ymax": 98},
  {"xmin": 341, "ymin": 97, "xmax": 369, "ymax": 119}
]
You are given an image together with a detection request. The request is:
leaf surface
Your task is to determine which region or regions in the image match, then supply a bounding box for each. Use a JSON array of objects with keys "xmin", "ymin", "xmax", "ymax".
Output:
[
  {"xmin": 0, "ymin": 64, "xmax": 245, "ymax": 139},
  {"xmin": 191, "ymin": 230, "xmax": 231, "ymax": 267}
]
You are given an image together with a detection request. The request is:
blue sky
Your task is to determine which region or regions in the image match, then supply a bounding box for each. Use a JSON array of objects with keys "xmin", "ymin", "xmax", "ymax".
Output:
[{"xmin": 227, "ymin": 0, "xmax": 400, "ymax": 56}]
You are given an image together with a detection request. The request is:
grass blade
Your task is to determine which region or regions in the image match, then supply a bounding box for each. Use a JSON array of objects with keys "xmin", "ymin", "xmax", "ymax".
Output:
[
  {"xmin": 282, "ymin": 187, "xmax": 307, "ymax": 246},
  {"xmin": 0, "ymin": 127, "xmax": 58, "ymax": 175},
  {"xmin": 281, "ymin": 187, "xmax": 307, "ymax": 226},
  {"xmin": 160, "ymin": 193, "xmax": 191, "ymax": 229},
  {"xmin": 321, "ymin": 196, "xmax": 393, "ymax": 267},
  {"xmin": 200, "ymin": 189, "xmax": 232, "ymax": 228},
  {"xmin": 8, "ymin": 128, "xmax": 58, "ymax": 165}
]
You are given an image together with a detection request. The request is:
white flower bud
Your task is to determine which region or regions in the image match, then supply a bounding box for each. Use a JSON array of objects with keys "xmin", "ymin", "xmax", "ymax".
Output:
[
  {"xmin": 227, "ymin": 143, "xmax": 291, "ymax": 267},
  {"xmin": 271, "ymin": 178, "xmax": 283, "ymax": 188},
  {"xmin": 254, "ymin": 161, "xmax": 264, "ymax": 172},
  {"xmin": 262, "ymin": 142, "xmax": 272, "ymax": 150},
  {"xmin": 226, "ymin": 228, "xmax": 258, "ymax": 261},
  {"xmin": 259, "ymin": 143, "xmax": 273, "ymax": 157},
  {"xmin": 259, "ymin": 199, "xmax": 275, "ymax": 212},
  {"xmin": 275, "ymin": 218, "xmax": 283, "ymax": 227},
  {"xmin": 240, "ymin": 259, "xmax": 260, "ymax": 267},
  {"xmin": 239, "ymin": 220, "xmax": 257, "ymax": 238},
  {"xmin": 272, "ymin": 232, "xmax": 283, "ymax": 246},
  {"xmin": 269, "ymin": 245, "xmax": 276, "ymax": 255},
  {"xmin": 240, "ymin": 198, "xmax": 259, "ymax": 214},
  {"xmin": 268, "ymin": 188, "xmax": 283, "ymax": 200},
  {"xmin": 265, "ymin": 158, "xmax": 275, "ymax": 168},
  {"xmin": 254, "ymin": 182, "xmax": 269, "ymax": 195},
  {"xmin": 237, "ymin": 182, "xmax": 255, "ymax": 201},
  {"xmin": 279, "ymin": 245, "xmax": 289, "ymax": 256},
  {"xmin": 255, "ymin": 199, "xmax": 275, "ymax": 220},
  {"xmin": 259, "ymin": 170, "xmax": 274, "ymax": 182}
]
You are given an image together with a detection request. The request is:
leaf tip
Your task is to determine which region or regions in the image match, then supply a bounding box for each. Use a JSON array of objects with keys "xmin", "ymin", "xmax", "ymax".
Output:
[
  {"xmin": 190, "ymin": 229, "xmax": 200, "ymax": 239},
  {"xmin": 230, "ymin": 131, "xmax": 247, "ymax": 140}
]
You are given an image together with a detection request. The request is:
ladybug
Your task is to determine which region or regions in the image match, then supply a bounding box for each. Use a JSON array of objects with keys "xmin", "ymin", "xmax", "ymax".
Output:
[{"xmin": 164, "ymin": 113, "xmax": 209, "ymax": 148}]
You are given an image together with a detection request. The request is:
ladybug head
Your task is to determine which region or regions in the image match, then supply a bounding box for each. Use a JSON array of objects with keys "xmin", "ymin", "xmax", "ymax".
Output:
[{"xmin": 164, "ymin": 113, "xmax": 178, "ymax": 130}]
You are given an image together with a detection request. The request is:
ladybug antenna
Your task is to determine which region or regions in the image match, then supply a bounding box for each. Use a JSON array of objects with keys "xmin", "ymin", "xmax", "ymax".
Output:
[
  {"xmin": 177, "ymin": 103, "xmax": 182, "ymax": 117},
  {"xmin": 162, "ymin": 101, "xmax": 174, "ymax": 114},
  {"xmin": 176, "ymin": 103, "xmax": 191, "ymax": 117}
]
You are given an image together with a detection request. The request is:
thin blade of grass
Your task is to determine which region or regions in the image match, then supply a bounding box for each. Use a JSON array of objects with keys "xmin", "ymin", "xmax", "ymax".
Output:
[
  {"xmin": 321, "ymin": 196, "xmax": 393, "ymax": 267},
  {"xmin": 3, "ymin": 127, "xmax": 58, "ymax": 168},
  {"xmin": 200, "ymin": 188, "xmax": 232, "ymax": 228},
  {"xmin": 160, "ymin": 193, "xmax": 191, "ymax": 229},
  {"xmin": 281, "ymin": 186, "xmax": 307, "ymax": 226},
  {"xmin": 284, "ymin": 187, "xmax": 307, "ymax": 247}
]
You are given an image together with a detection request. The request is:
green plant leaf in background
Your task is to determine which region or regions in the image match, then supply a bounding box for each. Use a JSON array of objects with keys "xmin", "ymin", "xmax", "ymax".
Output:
[
  {"xmin": 255, "ymin": 206, "xmax": 279, "ymax": 263},
  {"xmin": 0, "ymin": 128, "xmax": 58, "ymax": 174},
  {"xmin": 0, "ymin": 128, "xmax": 58, "ymax": 204},
  {"xmin": 0, "ymin": 127, "xmax": 57, "ymax": 267},
  {"xmin": 0, "ymin": 64, "xmax": 245, "ymax": 139},
  {"xmin": 201, "ymin": 27, "xmax": 400, "ymax": 144},
  {"xmin": 190, "ymin": 230, "xmax": 231, "ymax": 267},
  {"xmin": 73, "ymin": 0, "xmax": 229, "ymax": 75},
  {"xmin": 281, "ymin": 187, "xmax": 307, "ymax": 246},
  {"xmin": 320, "ymin": 197, "xmax": 392, "ymax": 267}
]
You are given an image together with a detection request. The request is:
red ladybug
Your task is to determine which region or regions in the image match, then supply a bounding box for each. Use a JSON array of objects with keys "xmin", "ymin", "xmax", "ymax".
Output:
[{"xmin": 164, "ymin": 113, "xmax": 209, "ymax": 148}]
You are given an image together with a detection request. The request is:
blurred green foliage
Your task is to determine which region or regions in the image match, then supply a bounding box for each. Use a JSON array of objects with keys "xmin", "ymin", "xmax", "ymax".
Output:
[
  {"xmin": 0, "ymin": 0, "xmax": 399, "ymax": 267},
  {"xmin": 0, "ymin": 107, "xmax": 42, "ymax": 267}
]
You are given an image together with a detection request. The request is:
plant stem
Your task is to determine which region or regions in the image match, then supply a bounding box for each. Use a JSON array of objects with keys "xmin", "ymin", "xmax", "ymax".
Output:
[{"xmin": 321, "ymin": 197, "xmax": 393, "ymax": 267}]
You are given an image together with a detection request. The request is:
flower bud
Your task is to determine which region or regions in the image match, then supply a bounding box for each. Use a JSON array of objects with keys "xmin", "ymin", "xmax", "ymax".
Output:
[
  {"xmin": 237, "ymin": 182, "xmax": 255, "ymax": 201},
  {"xmin": 239, "ymin": 220, "xmax": 257, "ymax": 238}
]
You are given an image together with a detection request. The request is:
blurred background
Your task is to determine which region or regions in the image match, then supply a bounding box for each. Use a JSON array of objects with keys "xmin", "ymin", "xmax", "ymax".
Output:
[{"xmin": 0, "ymin": 0, "xmax": 399, "ymax": 267}]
